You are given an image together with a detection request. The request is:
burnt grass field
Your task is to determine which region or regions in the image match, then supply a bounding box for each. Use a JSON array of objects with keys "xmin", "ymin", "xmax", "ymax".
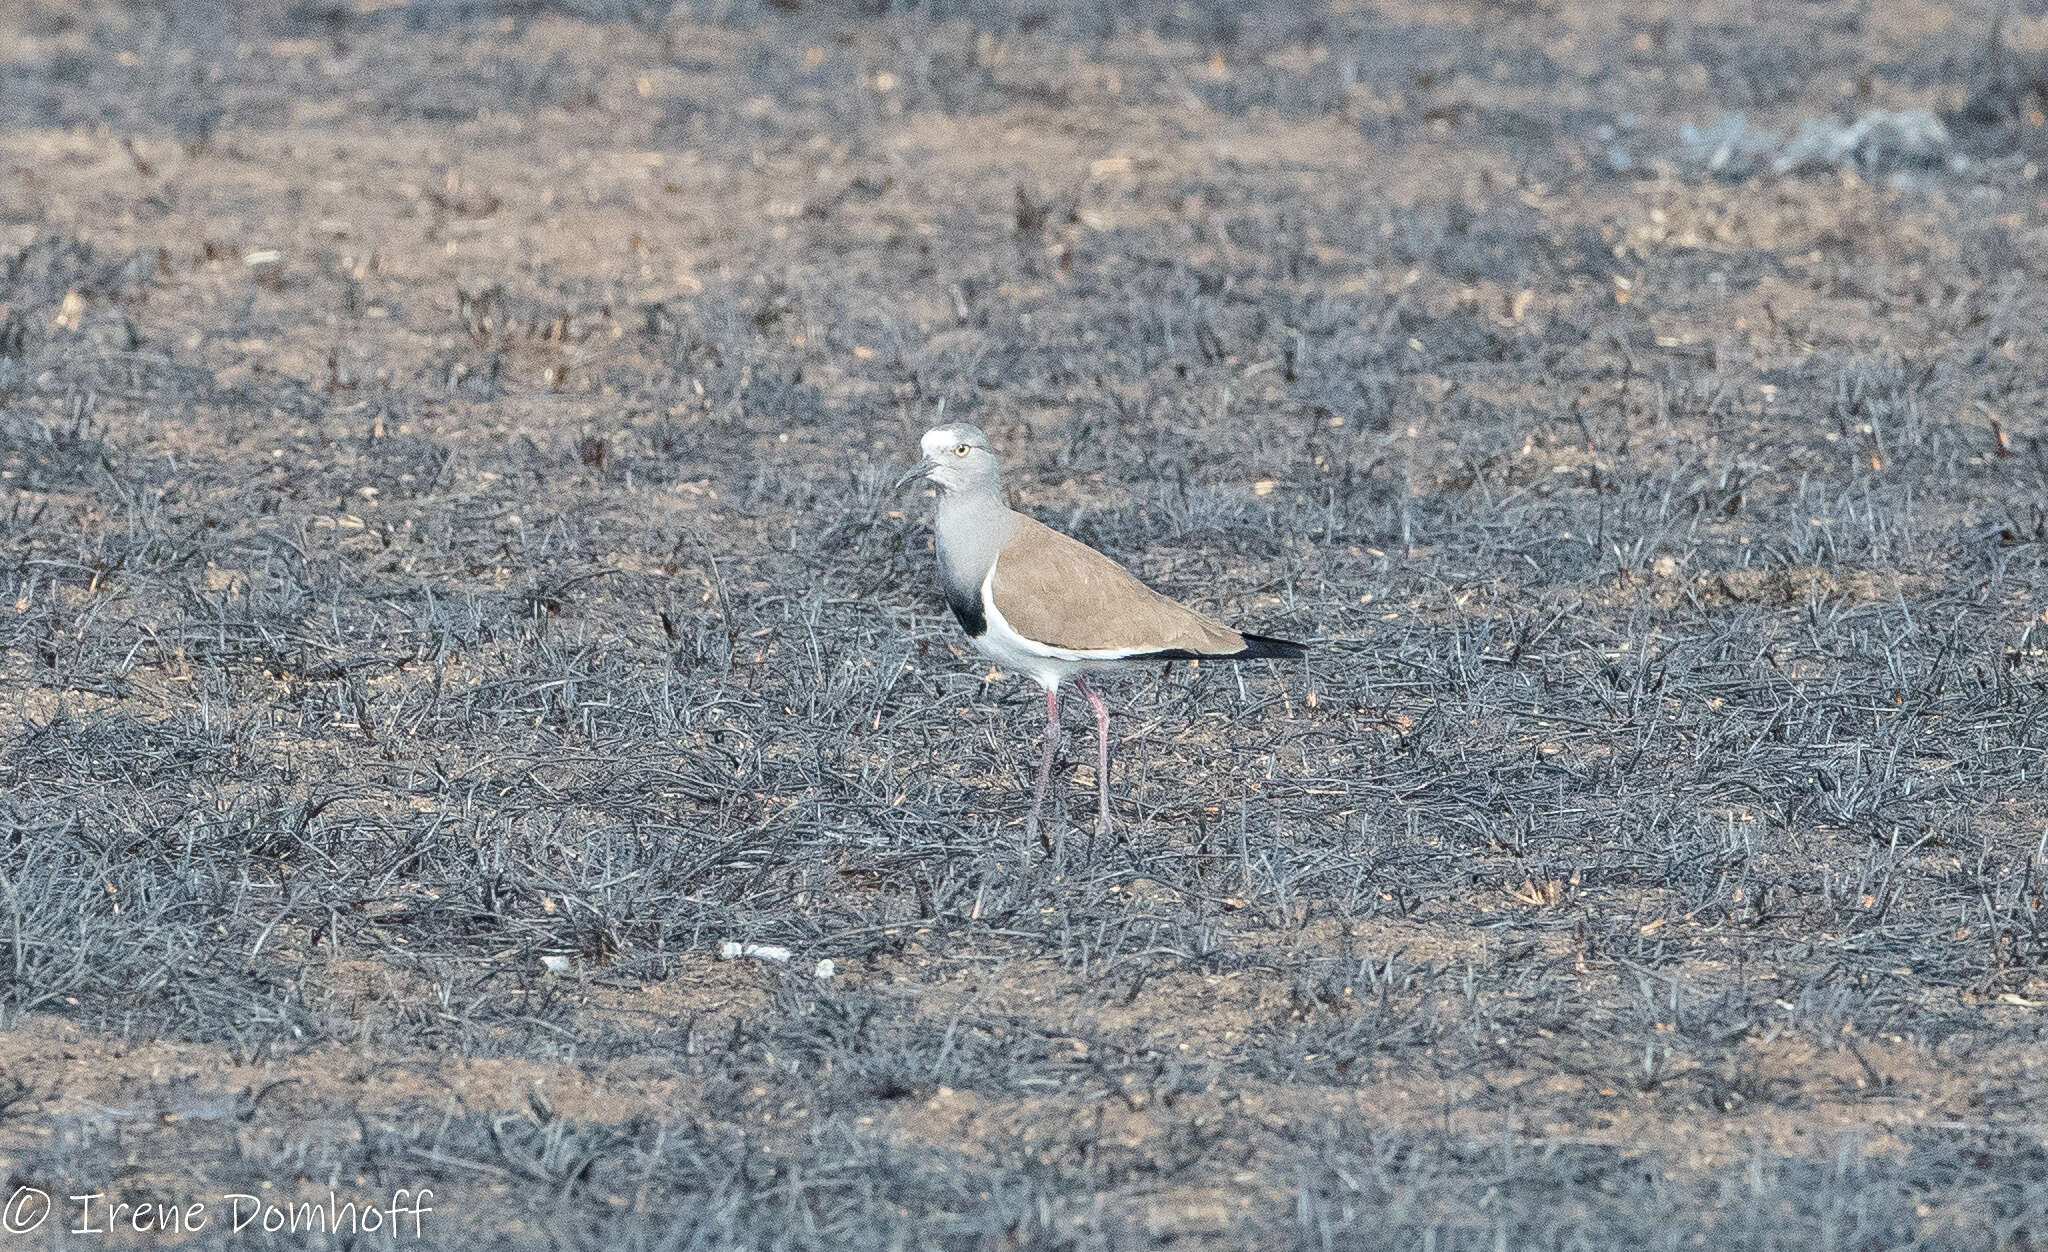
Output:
[{"xmin": 4, "ymin": 0, "xmax": 2048, "ymax": 1247}]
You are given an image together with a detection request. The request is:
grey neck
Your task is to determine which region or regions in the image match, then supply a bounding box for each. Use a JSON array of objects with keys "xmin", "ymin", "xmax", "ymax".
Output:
[{"xmin": 933, "ymin": 485, "xmax": 1015, "ymax": 604}]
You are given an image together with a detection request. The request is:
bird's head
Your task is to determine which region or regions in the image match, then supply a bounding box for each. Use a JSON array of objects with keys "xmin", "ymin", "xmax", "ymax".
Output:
[{"xmin": 897, "ymin": 424, "xmax": 1001, "ymax": 496}]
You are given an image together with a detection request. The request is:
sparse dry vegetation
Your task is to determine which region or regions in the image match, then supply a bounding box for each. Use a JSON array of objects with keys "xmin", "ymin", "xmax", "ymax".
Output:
[{"xmin": 3, "ymin": 0, "xmax": 2048, "ymax": 1248}]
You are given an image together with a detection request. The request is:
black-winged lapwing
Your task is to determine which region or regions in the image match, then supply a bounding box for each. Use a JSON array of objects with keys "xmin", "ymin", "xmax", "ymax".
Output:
[{"xmin": 899, "ymin": 424, "xmax": 1306, "ymax": 838}]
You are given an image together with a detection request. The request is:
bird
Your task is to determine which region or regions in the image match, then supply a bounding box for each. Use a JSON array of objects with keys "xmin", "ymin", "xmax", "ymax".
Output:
[{"xmin": 897, "ymin": 424, "xmax": 1306, "ymax": 839}]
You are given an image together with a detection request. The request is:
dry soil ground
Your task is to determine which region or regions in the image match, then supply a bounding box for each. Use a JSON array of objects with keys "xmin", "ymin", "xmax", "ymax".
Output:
[{"xmin": 4, "ymin": 0, "xmax": 2048, "ymax": 1248}]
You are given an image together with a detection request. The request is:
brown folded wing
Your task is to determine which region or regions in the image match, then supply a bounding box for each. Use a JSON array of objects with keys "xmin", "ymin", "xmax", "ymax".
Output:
[{"xmin": 988, "ymin": 516, "xmax": 1246, "ymax": 655}]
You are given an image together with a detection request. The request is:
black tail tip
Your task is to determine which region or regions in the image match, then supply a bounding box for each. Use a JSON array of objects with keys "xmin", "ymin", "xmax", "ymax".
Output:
[{"xmin": 1238, "ymin": 632, "xmax": 1308, "ymax": 660}]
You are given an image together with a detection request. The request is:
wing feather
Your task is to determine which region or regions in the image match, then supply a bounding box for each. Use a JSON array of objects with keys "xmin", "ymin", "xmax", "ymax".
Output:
[{"xmin": 988, "ymin": 517, "xmax": 1245, "ymax": 655}]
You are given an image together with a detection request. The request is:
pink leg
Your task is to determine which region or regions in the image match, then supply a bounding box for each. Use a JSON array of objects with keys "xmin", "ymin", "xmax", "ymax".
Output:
[
  {"xmin": 1074, "ymin": 676, "xmax": 1112, "ymax": 835},
  {"xmin": 1026, "ymin": 684, "xmax": 1059, "ymax": 840}
]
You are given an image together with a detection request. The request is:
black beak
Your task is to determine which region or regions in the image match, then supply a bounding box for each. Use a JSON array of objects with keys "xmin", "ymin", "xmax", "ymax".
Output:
[{"xmin": 892, "ymin": 459, "xmax": 935, "ymax": 491}]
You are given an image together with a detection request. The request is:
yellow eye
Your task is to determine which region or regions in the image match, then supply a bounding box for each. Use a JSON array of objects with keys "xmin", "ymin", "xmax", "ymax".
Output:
[{"xmin": 954, "ymin": 444, "xmax": 971, "ymax": 456}]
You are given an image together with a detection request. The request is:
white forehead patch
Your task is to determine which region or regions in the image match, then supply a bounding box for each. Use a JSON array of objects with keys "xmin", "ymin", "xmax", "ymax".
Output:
[{"xmin": 920, "ymin": 426, "xmax": 980, "ymax": 457}]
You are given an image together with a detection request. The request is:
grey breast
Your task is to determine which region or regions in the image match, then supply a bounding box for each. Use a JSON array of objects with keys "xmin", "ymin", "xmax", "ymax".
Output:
[{"xmin": 934, "ymin": 495, "xmax": 1015, "ymax": 639}]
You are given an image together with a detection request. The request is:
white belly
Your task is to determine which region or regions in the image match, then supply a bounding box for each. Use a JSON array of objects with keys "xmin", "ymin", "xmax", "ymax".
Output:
[{"xmin": 972, "ymin": 611, "xmax": 1078, "ymax": 690}]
